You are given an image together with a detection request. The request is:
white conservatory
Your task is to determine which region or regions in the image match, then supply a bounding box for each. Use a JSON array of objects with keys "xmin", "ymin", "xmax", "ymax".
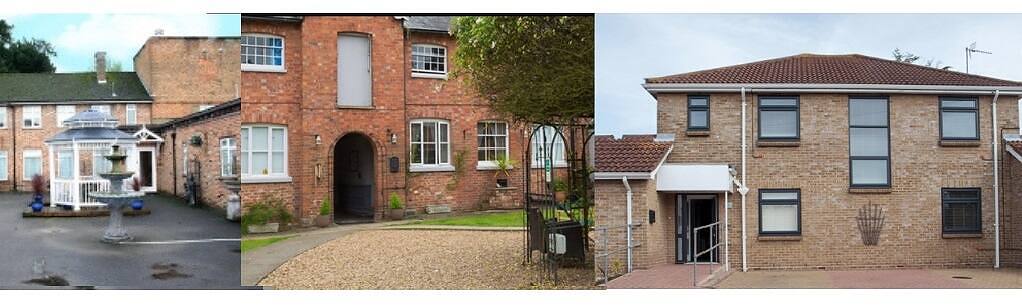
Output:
[{"xmin": 44, "ymin": 109, "xmax": 161, "ymax": 210}]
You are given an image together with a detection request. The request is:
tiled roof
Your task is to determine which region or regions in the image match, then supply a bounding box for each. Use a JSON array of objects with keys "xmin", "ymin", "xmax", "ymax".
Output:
[
  {"xmin": 647, "ymin": 54, "xmax": 1022, "ymax": 87},
  {"xmin": 594, "ymin": 135, "xmax": 673, "ymax": 173},
  {"xmin": 0, "ymin": 72, "xmax": 152, "ymax": 103}
]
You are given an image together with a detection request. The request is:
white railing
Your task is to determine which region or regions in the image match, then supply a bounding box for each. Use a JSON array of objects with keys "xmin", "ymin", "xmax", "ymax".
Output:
[
  {"xmin": 50, "ymin": 178, "xmax": 112, "ymax": 209},
  {"xmin": 692, "ymin": 221, "xmax": 722, "ymax": 287}
]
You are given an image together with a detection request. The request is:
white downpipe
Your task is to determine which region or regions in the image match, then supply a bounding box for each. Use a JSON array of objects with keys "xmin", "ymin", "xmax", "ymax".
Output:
[
  {"xmin": 723, "ymin": 189, "xmax": 729, "ymax": 272},
  {"xmin": 622, "ymin": 176, "xmax": 633, "ymax": 273},
  {"xmin": 740, "ymin": 87, "xmax": 749, "ymax": 272},
  {"xmin": 992, "ymin": 90, "xmax": 1001, "ymax": 269}
]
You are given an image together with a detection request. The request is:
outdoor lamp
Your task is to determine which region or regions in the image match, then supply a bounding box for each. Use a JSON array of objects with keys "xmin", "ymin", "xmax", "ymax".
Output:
[{"xmin": 315, "ymin": 134, "xmax": 322, "ymax": 145}]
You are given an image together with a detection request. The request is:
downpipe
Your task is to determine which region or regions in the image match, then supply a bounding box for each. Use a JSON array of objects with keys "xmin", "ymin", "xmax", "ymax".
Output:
[
  {"xmin": 992, "ymin": 89, "xmax": 1001, "ymax": 269},
  {"xmin": 622, "ymin": 176, "xmax": 633, "ymax": 273},
  {"xmin": 740, "ymin": 87, "xmax": 749, "ymax": 272}
]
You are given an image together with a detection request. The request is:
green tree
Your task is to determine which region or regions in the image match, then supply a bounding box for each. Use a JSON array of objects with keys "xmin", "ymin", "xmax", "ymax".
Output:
[
  {"xmin": 452, "ymin": 16, "xmax": 594, "ymax": 125},
  {"xmin": 892, "ymin": 48, "xmax": 951, "ymax": 70},
  {"xmin": 0, "ymin": 19, "xmax": 57, "ymax": 73}
]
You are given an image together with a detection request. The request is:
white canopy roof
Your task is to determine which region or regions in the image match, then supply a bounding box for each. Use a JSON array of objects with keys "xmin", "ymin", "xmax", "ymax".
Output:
[{"xmin": 656, "ymin": 164, "xmax": 732, "ymax": 192}]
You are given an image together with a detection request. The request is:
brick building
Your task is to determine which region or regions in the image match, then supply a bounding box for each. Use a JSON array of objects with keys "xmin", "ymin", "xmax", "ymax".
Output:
[
  {"xmin": 0, "ymin": 35, "xmax": 240, "ymax": 212},
  {"xmin": 594, "ymin": 54, "xmax": 1022, "ymax": 278},
  {"xmin": 240, "ymin": 16, "xmax": 565, "ymax": 225}
]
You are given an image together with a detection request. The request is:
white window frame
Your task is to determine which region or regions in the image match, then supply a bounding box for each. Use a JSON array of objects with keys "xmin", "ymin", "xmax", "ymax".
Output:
[
  {"xmin": 22, "ymin": 106, "xmax": 41, "ymax": 129},
  {"xmin": 0, "ymin": 107, "xmax": 8, "ymax": 129},
  {"xmin": 56, "ymin": 149, "xmax": 73, "ymax": 180},
  {"xmin": 476, "ymin": 121, "xmax": 510, "ymax": 170},
  {"xmin": 240, "ymin": 125, "xmax": 290, "ymax": 183},
  {"xmin": 56, "ymin": 105, "xmax": 76, "ymax": 127},
  {"xmin": 22, "ymin": 150, "xmax": 42, "ymax": 181},
  {"xmin": 411, "ymin": 43, "xmax": 448, "ymax": 79},
  {"xmin": 125, "ymin": 104, "xmax": 137, "ymax": 125},
  {"xmin": 220, "ymin": 137, "xmax": 236, "ymax": 177},
  {"xmin": 90, "ymin": 104, "xmax": 111, "ymax": 115},
  {"xmin": 531, "ymin": 125, "xmax": 567, "ymax": 168},
  {"xmin": 409, "ymin": 119, "xmax": 453, "ymax": 172},
  {"xmin": 241, "ymin": 33, "xmax": 286, "ymax": 73},
  {"xmin": 0, "ymin": 151, "xmax": 7, "ymax": 181}
]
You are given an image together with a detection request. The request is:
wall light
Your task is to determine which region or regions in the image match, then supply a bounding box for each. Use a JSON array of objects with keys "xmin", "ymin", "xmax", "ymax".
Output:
[{"xmin": 315, "ymin": 134, "xmax": 322, "ymax": 145}]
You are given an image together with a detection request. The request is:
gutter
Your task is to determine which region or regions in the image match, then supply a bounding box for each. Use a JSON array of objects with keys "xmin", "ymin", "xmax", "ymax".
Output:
[
  {"xmin": 992, "ymin": 90, "xmax": 1001, "ymax": 269},
  {"xmin": 644, "ymin": 83, "xmax": 1022, "ymax": 95}
]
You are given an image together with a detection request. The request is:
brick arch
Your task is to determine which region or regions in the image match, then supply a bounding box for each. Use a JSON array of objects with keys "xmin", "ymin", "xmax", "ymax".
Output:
[{"xmin": 327, "ymin": 131, "xmax": 386, "ymax": 222}]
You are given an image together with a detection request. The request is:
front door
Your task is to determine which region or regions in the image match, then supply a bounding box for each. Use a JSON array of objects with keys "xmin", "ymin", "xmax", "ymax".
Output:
[
  {"xmin": 676, "ymin": 194, "xmax": 718, "ymax": 263},
  {"xmin": 138, "ymin": 148, "xmax": 156, "ymax": 192}
]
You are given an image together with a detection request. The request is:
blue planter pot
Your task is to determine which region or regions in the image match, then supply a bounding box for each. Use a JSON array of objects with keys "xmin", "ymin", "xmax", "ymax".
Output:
[
  {"xmin": 31, "ymin": 202, "xmax": 44, "ymax": 212},
  {"xmin": 33, "ymin": 194, "xmax": 43, "ymax": 204},
  {"xmin": 131, "ymin": 199, "xmax": 144, "ymax": 211}
]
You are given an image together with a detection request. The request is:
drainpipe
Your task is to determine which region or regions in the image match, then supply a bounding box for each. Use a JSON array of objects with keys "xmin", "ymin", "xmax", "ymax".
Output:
[
  {"xmin": 992, "ymin": 89, "xmax": 1001, "ymax": 269},
  {"xmin": 723, "ymin": 183, "xmax": 729, "ymax": 272},
  {"xmin": 622, "ymin": 176, "xmax": 633, "ymax": 273},
  {"xmin": 740, "ymin": 87, "xmax": 748, "ymax": 272}
]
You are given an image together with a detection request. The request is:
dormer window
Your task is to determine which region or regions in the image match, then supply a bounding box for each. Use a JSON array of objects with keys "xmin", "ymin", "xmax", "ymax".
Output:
[
  {"xmin": 241, "ymin": 34, "xmax": 285, "ymax": 72},
  {"xmin": 411, "ymin": 44, "xmax": 447, "ymax": 78}
]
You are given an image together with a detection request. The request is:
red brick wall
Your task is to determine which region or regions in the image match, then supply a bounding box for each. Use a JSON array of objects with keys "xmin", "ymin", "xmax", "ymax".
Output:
[
  {"xmin": 155, "ymin": 109, "xmax": 240, "ymax": 210},
  {"xmin": 134, "ymin": 37, "xmax": 241, "ymax": 123}
]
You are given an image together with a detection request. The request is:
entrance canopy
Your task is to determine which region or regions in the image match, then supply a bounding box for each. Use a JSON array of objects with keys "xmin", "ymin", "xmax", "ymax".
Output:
[{"xmin": 656, "ymin": 164, "xmax": 731, "ymax": 192}]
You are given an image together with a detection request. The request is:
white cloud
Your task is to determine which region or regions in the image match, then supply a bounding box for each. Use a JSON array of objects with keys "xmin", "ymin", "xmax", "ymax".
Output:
[{"xmin": 53, "ymin": 14, "xmax": 217, "ymax": 71}]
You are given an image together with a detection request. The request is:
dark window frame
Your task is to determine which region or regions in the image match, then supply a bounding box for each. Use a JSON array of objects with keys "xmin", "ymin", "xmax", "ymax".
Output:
[
  {"xmin": 757, "ymin": 95, "xmax": 800, "ymax": 141},
  {"xmin": 938, "ymin": 96, "xmax": 980, "ymax": 141},
  {"xmin": 758, "ymin": 189, "xmax": 802, "ymax": 236},
  {"xmin": 687, "ymin": 95, "xmax": 710, "ymax": 131},
  {"xmin": 848, "ymin": 96, "xmax": 892, "ymax": 188},
  {"xmin": 941, "ymin": 188, "xmax": 982, "ymax": 234}
]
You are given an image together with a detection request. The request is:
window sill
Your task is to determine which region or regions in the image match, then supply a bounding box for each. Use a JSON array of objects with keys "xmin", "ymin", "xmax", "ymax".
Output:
[
  {"xmin": 942, "ymin": 233, "xmax": 982, "ymax": 239},
  {"xmin": 240, "ymin": 175, "xmax": 293, "ymax": 184},
  {"xmin": 477, "ymin": 161, "xmax": 513, "ymax": 171},
  {"xmin": 335, "ymin": 105, "xmax": 374, "ymax": 110},
  {"xmin": 242, "ymin": 65, "xmax": 287, "ymax": 73},
  {"xmin": 531, "ymin": 163, "xmax": 569, "ymax": 169},
  {"xmin": 848, "ymin": 187, "xmax": 891, "ymax": 194},
  {"xmin": 409, "ymin": 164, "xmax": 455, "ymax": 173},
  {"xmin": 21, "ymin": 127, "xmax": 42, "ymax": 130},
  {"xmin": 758, "ymin": 235, "xmax": 802, "ymax": 241},
  {"xmin": 411, "ymin": 72, "xmax": 448, "ymax": 80},
  {"xmin": 939, "ymin": 140, "xmax": 981, "ymax": 147},
  {"xmin": 757, "ymin": 140, "xmax": 800, "ymax": 147},
  {"xmin": 685, "ymin": 130, "xmax": 710, "ymax": 137}
]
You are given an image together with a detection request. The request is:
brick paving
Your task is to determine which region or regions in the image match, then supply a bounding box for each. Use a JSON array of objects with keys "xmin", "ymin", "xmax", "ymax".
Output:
[
  {"xmin": 607, "ymin": 263, "xmax": 723, "ymax": 289},
  {"xmin": 716, "ymin": 268, "xmax": 1022, "ymax": 288}
]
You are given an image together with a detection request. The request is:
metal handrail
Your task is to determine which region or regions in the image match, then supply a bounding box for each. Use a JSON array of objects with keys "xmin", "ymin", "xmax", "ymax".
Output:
[
  {"xmin": 692, "ymin": 221, "xmax": 721, "ymax": 287},
  {"xmin": 595, "ymin": 224, "xmax": 635, "ymax": 286}
]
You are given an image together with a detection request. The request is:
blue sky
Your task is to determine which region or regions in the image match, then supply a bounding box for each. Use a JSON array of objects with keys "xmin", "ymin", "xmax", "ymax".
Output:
[
  {"xmin": 0, "ymin": 14, "xmax": 239, "ymax": 72},
  {"xmin": 596, "ymin": 14, "xmax": 1022, "ymax": 136}
]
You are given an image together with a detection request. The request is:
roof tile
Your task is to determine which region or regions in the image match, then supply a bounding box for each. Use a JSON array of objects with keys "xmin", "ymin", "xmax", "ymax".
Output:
[
  {"xmin": 647, "ymin": 54, "xmax": 1022, "ymax": 87},
  {"xmin": 595, "ymin": 135, "xmax": 672, "ymax": 173}
]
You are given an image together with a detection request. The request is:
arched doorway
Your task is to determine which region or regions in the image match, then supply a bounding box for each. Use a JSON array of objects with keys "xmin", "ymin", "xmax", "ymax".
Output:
[{"xmin": 333, "ymin": 133, "xmax": 375, "ymax": 223}]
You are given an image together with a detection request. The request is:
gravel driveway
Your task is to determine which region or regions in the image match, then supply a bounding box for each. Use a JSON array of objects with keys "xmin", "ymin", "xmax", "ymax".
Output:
[{"xmin": 259, "ymin": 229, "xmax": 594, "ymax": 289}]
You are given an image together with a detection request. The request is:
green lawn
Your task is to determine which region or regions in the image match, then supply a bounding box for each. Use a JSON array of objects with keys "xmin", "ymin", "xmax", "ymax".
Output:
[
  {"xmin": 241, "ymin": 236, "xmax": 294, "ymax": 252},
  {"xmin": 411, "ymin": 211, "xmax": 524, "ymax": 227}
]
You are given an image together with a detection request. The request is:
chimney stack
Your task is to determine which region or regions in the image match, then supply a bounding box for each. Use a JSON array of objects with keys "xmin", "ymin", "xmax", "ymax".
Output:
[{"xmin": 95, "ymin": 51, "xmax": 107, "ymax": 84}]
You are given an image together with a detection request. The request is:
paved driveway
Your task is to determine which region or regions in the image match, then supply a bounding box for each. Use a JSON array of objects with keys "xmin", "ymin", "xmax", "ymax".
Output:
[
  {"xmin": 0, "ymin": 193, "xmax": 240, "ymax": 289},
  {"xmin": 607, "ymin": 263, "xmax": 722, "ymax": 289},
  {"xmin": 715, "ymin": 268, "xmax": 1022, "ymax": 288}
]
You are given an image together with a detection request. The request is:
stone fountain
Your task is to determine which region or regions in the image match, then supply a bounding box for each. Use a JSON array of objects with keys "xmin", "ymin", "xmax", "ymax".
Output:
[{"xmin": 89, "ymin": 144, "xmax": 145, "ymax": 243}]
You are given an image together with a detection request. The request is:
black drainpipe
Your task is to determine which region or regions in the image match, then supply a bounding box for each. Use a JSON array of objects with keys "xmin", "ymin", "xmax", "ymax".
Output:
[
  {"xmin": 171, "ymin": 132, "xmax": 178, "ymax": 195},
  {"xmin": 11, "ymin": 105, "xmax": 17, "ymax": 192}
]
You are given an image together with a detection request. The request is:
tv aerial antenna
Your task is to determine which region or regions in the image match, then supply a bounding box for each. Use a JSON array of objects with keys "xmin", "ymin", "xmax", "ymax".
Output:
[{"xmin": 965, "ymin": 42, "xmax": 992, "ymax": 73}]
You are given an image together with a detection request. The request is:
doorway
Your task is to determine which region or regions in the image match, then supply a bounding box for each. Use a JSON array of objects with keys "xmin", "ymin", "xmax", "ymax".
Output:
[
  {"xmin": 137, "ymin": 147, "xmax": 156, "ymax": 192},
  {"xmin": 676, "ymin": 194, "xmax": 718, "ymax": 263},
  {"xmin": 333, "ymin": 133, "xmax": 375, "ymax": 223}
]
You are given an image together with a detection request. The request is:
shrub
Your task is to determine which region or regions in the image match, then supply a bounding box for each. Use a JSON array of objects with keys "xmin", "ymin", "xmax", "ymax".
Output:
[
  {"xmin": 389, "ymin": 192, "xmax": 403, "ymax": 209},
  {"xmin": 31, "ymin": 174, "xmax": 47, "ymax": 195},
  {"xmin": 241, "ymin": 197, "xmax": 292, "ymax": 230},
  {"xmin": 319, "ymin": 196, "xmax": 332, "ymax": 216},
  {"xmin": 552, "ymin": 179, "xmax": 568, "ymax": 192}
]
